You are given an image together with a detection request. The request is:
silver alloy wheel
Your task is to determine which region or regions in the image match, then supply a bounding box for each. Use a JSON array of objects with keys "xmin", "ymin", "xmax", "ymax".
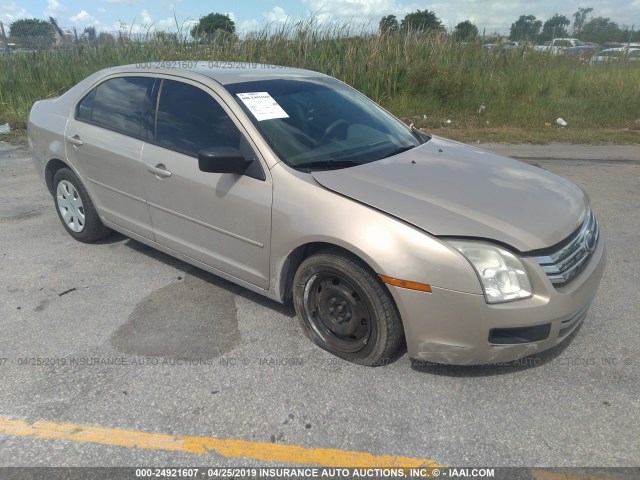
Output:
[{"xmin": 56, "ymin": 180, "xmax": 85, "ymax": 233}]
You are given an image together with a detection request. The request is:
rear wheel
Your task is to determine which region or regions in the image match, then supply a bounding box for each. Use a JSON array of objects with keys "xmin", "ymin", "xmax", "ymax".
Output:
[
  {"xmin": 53, "ymin": 168, "xmax": 111, "ymax": 243},
  {"xmin": 293, "ymin": 251, "xmax": 403, "ymax": 366}
]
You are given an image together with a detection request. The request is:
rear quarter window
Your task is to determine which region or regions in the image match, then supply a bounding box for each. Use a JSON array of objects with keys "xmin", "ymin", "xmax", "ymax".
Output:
[{"xmin": 76, "ymin": 89, "xmax": 95, "ymax": 121}]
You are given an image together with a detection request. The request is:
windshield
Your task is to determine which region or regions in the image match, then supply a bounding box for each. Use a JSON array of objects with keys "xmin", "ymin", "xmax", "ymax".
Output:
[{"xmin": 225, "ymin": 77, "xmax": 422, "ymax": 171}]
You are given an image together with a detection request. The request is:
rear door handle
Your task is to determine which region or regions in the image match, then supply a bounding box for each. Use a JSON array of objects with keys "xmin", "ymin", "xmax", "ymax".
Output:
[
  {"xmin": 146, "ymin": 163, "xmax": 172, "ymax": 178},
  {"xmin": 66, "ymin": 135, "xmax": 83, "ymax": 146}
]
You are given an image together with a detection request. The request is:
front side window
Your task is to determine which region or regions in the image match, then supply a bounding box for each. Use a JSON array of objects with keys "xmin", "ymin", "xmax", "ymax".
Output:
[
  {"xmin": 86, "ymin": 76, "xmax": 155, "ymax": 138},
  {"xmin": 155, "ymin": 79, "xmax": 241, "ymax": 157}
]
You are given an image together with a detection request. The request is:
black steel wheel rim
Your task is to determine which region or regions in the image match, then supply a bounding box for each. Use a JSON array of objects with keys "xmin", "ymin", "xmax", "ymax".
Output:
[{"xmin": 302, "ymin": 272, "xmax": 372, "ymax": 353}]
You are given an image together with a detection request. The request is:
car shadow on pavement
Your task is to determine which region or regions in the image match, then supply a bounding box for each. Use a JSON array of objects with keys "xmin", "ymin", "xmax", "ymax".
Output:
[
  {"xmin": 123, "ymin": 237, "xmax": 297, "ymax": 318},
  {"xmin": 92, "ymin": 231, "xmax": 131, "ymax": 245},
  {"xmin": 409, "ymin": 322, "xmax": 583, "ymax": 377}
]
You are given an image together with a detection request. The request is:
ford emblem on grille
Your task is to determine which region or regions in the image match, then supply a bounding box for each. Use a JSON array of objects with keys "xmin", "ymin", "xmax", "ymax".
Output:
[
  {"xmin": 584, "ymin": 229, "xmax": 597, "ymax": 254},
  {"xmin": 533, "ymin": 210, "xmax": 599, "ymax": 286}
]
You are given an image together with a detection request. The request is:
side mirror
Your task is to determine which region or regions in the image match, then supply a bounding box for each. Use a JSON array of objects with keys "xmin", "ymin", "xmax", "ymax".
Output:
[{"xmin": 198, "ymin": 147, "xmax": 253, "ymax": 174}]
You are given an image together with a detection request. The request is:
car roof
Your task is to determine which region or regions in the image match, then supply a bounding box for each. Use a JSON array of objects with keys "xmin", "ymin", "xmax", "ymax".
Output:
[{"xmin": 105, "ymin": 61, "xmax": 326, "ymax": 85}]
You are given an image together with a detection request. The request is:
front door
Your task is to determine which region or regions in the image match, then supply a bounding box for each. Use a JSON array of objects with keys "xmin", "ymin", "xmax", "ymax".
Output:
[{"xmin": 140, "ymin": 78, "xmax": 272, "ymax": 289}]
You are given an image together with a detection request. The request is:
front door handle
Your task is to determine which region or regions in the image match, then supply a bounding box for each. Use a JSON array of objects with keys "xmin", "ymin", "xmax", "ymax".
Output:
[
  {"xmin": 146, "ymin": 163, "xmax": 172, "ymax": 178},
  {"xmin": 66, "ymin": 135, "xmax": 83, "ymax": 146}
]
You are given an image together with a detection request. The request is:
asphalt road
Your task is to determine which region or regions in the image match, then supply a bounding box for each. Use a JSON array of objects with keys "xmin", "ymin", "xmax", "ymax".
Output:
[{"xmin": 0, "ymin": 141, "xmax": 638, "ymax": 470}]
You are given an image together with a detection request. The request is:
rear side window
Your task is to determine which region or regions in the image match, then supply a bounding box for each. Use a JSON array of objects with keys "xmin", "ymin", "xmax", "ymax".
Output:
[
  {"xmin": 155, "ymin": 79, "xmax": 241, "ymax": 157},
  {"xmin": 79, "ymin": 76, "xmax": 155, "ymax": 138}
]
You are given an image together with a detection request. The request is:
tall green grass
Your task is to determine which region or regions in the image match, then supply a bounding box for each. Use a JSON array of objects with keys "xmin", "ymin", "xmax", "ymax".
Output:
[{"xmin": 1, "ymin": 22, "xmax": 639, "ymax": 130}]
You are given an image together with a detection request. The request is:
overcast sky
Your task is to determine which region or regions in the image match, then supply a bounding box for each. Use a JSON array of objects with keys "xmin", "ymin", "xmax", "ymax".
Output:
[{"xmin": 1, "ymin": 0, "xmax": 638, "ymax": 36}]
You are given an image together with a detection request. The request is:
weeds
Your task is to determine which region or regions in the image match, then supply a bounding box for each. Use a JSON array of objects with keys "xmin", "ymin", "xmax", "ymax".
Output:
[{"xmin": 1, "ymin": 21, "xmax": 639, "ymax": 134}]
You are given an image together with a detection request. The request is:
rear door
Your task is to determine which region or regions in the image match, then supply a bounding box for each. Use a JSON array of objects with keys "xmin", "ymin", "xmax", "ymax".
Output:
[
  {"xmin": 140, "ymin": 78, "xmax": 272, "ymax": 289},
  {"xmin": 65, "ymin": 75, "xmax": 156, "ymax": 239}
]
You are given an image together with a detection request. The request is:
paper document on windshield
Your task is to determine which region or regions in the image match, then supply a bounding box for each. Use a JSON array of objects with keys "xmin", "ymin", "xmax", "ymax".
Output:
[{"xmin": 236, "ymin": 92, "xmax": 289, "ymax": 121}]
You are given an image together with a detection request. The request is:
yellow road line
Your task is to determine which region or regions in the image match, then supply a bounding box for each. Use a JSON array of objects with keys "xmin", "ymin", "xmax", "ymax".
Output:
[{"xmin": 0, "ymin": 417, "xmax": 439, "ymax": 468}]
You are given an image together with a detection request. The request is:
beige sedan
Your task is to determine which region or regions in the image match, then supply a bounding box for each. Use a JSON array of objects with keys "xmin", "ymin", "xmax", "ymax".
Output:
[{"xmin": 28, "ymin": 62, "xmax": 606, "ymax": 366}]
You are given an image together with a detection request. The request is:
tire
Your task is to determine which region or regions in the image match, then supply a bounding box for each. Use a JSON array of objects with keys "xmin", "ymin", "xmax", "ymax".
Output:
[
  {"xmin": 293, "ymin": 251, "xmax": 403, "ymax": 366},
  {"xmin": 53, "ymin": 167, "xmax": 111, "ymax": 243}
]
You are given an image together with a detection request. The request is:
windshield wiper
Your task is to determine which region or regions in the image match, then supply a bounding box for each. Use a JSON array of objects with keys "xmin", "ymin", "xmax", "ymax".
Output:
[
  {"xmin": 296, "ymin": 160, "xmax": 362, "ymax": 171},
  {"xmin": 381, "ymin": 145, "xmax": 417, "ymax": 159}
]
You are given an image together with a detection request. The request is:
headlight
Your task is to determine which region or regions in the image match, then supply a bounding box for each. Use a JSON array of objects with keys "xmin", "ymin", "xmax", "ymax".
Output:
[{"xmin": 448, "ymin": 240, "xmax": 532, "ymax": 304}]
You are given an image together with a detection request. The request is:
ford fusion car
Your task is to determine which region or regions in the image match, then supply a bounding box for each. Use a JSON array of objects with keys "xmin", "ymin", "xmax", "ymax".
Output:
[{"xmin": 28, "ymin": 62, "xmax": 606, "ymax": 366}]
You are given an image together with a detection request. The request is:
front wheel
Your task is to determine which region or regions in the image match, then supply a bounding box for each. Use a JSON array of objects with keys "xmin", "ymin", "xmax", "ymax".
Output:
[
  {"xmin": 293, "ymin": 251, "xmax": 403, "ymax": 366},
  {"xmin": 53, "ymin": 167, "xmax": 111, "ymax": 243}
]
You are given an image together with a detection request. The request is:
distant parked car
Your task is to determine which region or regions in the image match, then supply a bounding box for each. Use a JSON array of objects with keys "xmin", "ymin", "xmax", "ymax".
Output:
[
  {"xmin": 483, "ymin": 41, "xmax": 518, "ymax": 51},
  {"xmin": 2, "ymin": 43, "xmax": 16, "ymax": 54},
  {"xmin": 562, "ymin": 45, "xmax": 601, "ymax": 61},
  {"xmin": 533, "ymin": 38, "xmax": 582, "ymax": 54},
  {"xmin": 590, "ymin": 47, "xmax": 640, "ymax": 65},
  {"xmin": 601, "ymin": 42, "xmax": 625, "ymax": 49}
]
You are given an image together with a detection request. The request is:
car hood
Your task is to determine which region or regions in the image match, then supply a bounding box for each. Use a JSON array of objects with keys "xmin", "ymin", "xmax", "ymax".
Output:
[{"xmin": 312, "ymin": 137, "xmax": 588, "ymax": 252}]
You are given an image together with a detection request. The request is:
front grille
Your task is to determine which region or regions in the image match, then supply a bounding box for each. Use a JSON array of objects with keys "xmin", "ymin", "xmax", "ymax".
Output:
[{"xmin": 533, "ymin": 210, "xmax": 599, "ymax": 286}]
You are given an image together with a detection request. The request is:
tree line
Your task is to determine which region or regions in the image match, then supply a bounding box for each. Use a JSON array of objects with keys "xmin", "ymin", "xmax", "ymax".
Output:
[
  {"xmin": 508, "ymin": 8, "xmax": 638, "ymax": 43},
  {"xmin": 380, "ymin": 8, "xmax": 638, "ymax": 44},
  {"xmin": 4, "ymin": 8, "xmax": 638, "ymax": 49}
]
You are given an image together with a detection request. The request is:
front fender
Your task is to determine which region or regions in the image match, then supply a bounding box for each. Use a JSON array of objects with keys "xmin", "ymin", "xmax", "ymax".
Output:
[{"xmin": 269, "ymin": 163, "xmax": 483, "ymax": 301}]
